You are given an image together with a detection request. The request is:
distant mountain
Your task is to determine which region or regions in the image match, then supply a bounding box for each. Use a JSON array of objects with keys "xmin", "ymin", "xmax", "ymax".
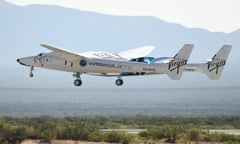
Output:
[{"xmin": 0, "ymin": 0, "xmax": 239, "ymax": 88}]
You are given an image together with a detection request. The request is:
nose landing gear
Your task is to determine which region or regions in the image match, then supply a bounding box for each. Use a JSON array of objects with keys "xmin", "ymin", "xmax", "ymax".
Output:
[{"xmin": 29, "ymin": 66, "xmax": 34, "ymax": 78}]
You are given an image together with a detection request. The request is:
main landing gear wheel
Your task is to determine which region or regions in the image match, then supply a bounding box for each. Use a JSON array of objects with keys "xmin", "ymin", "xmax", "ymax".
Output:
[
  {"xmin": 115, "ymin": 79, "xmax": 123, "ymax": 86},
  {"xmin": 73, "ymin": 72, "xmax": 82, "ymax": 87},
  {"xmin": 74, "ymin": 79, "xmax": 82, "ymax": 86},
  {"xmin": 30, "ymin": 73, "xmax": 34, "ymax": 78}
]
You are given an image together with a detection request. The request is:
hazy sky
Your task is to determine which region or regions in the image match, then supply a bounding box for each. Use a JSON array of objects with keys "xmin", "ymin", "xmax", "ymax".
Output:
[
  {"xmin": 2, "ymin": 0, "xmax": 239, "ymax": 88},
  {"xmin": 6, "ymin": 0, "xmax": 240, "ymax": 33}
]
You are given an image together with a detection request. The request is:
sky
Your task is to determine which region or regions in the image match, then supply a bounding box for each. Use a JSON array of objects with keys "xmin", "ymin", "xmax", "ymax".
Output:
[
  {"xmin": 1, "ymin": 0, "xmax": 239, "ymax": 89},
  {"xmin": 6, "ymin": 0, "xmax": 240, "ymax": 33}
]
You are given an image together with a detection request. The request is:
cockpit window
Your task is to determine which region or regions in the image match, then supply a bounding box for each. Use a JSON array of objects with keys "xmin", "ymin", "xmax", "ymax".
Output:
[{"xmin": 38, "ymin": 53, "xmax": 44, "ymax": 57}]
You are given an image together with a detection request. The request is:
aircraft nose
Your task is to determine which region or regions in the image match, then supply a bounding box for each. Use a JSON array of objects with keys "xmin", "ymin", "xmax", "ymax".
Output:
[{"xmin": 16, "ymin": 58, "xmax": 28, "ymax": 66}]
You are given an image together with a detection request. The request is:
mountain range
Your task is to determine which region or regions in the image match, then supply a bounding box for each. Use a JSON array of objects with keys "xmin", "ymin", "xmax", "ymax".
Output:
[{"xmin": 0, "ymin": 0, "xmax": 239, "ymax": 88}]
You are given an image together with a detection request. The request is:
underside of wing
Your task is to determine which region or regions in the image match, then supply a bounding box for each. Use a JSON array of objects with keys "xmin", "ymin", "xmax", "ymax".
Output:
[
  {"xmin": 40, "ymin": 44, "xmax": 86, "ymax": 60},
  {"xmin": 116, "ymin": 46, "xmax": 155, "ymax": 60}
]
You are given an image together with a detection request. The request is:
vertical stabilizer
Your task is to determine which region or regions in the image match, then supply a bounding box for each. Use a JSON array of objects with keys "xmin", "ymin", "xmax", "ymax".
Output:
[
  {"xmin": 185, "ymin": 45, "xmax": 232, "ymax": 80},
  {"xmin": 205, "ymin": 45, "xmax": 232, "ymax": 79},
  {"xmin": 167, "ymin": 44, "xmax": 193, "ymax": 80}
]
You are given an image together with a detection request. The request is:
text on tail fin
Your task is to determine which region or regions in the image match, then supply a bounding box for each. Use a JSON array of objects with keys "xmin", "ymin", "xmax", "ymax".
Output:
[
  {"xmin": 167, "ymin": 44, "xmax": 193, "ymax": 80},
  {"xmin": 206, "ymin": 45, "xmax": 232, "ymax": 79}
]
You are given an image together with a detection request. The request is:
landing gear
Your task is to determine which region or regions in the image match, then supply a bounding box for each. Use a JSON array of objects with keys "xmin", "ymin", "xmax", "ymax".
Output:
[
  {"xmin": 74, "ymin": 79, "xmax": 82, "ymax": 86},
  {"xmin": 115, "ymin": 78, "xmax": 123, "ymax": 86},
  {"xmin": 29, "ymin": 66, "xmax": 34, "ymax": 78},
  {"xmin": 73, "ymin": 72, "xmax": 82, "ymax": 87}
]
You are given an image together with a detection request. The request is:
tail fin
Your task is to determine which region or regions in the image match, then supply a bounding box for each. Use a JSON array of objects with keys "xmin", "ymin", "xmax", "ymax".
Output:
[
  {"xmin": 167, "ymin": 44, "xmax": 193, "ymax": 80},
  {"xmin": 205, "ymin": 45, "xmax": 232, "ymax": 79}
]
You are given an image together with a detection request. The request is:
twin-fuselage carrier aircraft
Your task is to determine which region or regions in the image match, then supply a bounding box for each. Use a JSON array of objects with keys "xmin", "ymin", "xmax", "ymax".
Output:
[{"xmin": 17, "ymin": 44, "xmax": 231, "ymax": 86}]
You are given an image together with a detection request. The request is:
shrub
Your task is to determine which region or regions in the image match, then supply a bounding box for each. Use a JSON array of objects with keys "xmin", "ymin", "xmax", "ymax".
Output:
[
  {"xmin": 187, "ymin": 128, "xmax": 201, "ymax": 141},
  {"xmin": 103, "ymin": 131, "xmax": 132, "ymax": 144}
]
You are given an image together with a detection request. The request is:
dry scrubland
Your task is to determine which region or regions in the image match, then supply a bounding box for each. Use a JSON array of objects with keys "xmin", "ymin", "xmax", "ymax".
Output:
[
  {"xmin": 21, "ymin": 139, "xmax": 228, "ymax": 144},
  {"xmin": 0, "ymin": 116, "xmax": 240, "ymax": 144}
]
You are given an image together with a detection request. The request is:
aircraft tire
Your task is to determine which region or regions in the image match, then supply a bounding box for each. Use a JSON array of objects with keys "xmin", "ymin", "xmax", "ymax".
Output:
[
  {"xmin": 29, "ymin": 73, "xmax": 34, "ymax": 78},
  {"xmin": 74, "ymin": 79, "xmax": 82, "ymax": 86},
  {"xmin": 115, "ymin": 79, "xmax": 123, "ymax": 86}
]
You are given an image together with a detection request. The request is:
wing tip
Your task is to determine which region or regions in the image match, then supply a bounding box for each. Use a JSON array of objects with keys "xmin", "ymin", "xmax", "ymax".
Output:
[{"xmin": 40, "ymin": 43, "xmax": 51, "ymax": 49}]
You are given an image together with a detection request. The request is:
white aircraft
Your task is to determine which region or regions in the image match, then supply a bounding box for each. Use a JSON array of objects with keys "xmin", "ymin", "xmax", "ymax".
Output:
[{"xmin": 17, "ymin": 44, "xmax": 231, "ymax": 86}]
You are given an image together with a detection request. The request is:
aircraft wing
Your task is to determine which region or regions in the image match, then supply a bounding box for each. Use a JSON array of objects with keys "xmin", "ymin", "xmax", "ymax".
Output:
[
  {"xmin": 40, "ymin": 44, "xmax": 86, "ymax": 60},
  {"xmin": 80, "ymin": 51, "xmax": 124, "ymax": 60},
  {"xmin": 116, "ymin": 46, "xmax": 155, "ymax": 60},
  {"xmin": 79, "ymin": 46, "xmax": 156, "ymax": 61}
]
